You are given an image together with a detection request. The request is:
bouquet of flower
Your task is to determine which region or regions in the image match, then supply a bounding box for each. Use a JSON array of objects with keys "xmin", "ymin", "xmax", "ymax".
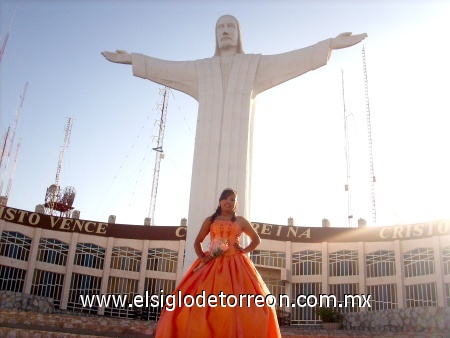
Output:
[{"xmin": 193, "ymin": 238, "xmax": 229, "ymax": 273}]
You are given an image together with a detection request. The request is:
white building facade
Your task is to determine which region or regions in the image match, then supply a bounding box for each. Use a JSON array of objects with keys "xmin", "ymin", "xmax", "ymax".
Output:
[{"xmin": 0, "ymin": 205, "xmax": 449, "ymax": 325}]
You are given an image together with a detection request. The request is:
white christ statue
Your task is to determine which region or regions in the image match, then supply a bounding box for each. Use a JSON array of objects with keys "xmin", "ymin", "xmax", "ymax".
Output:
[{"xmin": 102, "ymin": 15, "xmax": 367, "ymax": 272}]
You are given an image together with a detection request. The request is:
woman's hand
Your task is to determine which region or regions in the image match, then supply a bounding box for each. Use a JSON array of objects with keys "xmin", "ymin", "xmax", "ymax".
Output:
[
  {"xmin": 234, "ymin": 242, "xmax": 246, "ymax": 254},
  {"xmin": 200, "ymin": 254, "xmax": 213, "ymax": 264}
]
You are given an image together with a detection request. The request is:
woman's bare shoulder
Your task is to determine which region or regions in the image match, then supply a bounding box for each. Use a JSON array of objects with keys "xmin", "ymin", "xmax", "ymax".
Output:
[
  {"xmin": 235, "ymin": 215, "xmax": 251, "ymax": 226},
  {"xmin": 200, "ymin": 216, "xmax": 212, "ymax": 227}
]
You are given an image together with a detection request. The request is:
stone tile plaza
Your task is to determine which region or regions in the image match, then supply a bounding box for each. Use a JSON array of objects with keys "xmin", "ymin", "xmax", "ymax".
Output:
[{"xmin": 1, "ymin": 204, "xmax": 449, "ymax": 336}]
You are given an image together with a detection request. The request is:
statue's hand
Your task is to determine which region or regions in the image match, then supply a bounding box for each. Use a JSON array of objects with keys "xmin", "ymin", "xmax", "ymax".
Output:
[
  {"xmin": 330, "ymin": 32, "xmax": 368, "ymax": 50},
  {"xmin": 101, "ymin": 50, "xmax": 132, "ymax": 65}
]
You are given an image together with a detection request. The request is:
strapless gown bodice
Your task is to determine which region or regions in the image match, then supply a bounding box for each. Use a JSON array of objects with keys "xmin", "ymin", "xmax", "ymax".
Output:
[{"xmin": 208, "ymin": 220, "xmax": 241, "ymax": 256}]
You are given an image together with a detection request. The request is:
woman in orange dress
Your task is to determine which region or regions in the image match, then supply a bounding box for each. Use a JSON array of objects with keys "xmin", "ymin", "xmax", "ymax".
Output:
[{"xmin": 155, "ymin": 188, "xmax": 281, "ymax": 338}]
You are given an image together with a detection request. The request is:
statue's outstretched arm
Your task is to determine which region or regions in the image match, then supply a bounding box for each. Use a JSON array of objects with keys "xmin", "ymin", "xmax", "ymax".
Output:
[
  {"xmin": 254, "ymin": 32, "xmax": 367, "ymax": 96},
  {"xmin": 101, "ymin": 50, "xmax": 132, "ymax": 65},
  {"xmin": 101, "ymin": 50, "xmax": 198, "ymax": 100},
  {"xmin": 330, "ymin": 32, "xmax": 368, "ymax": 50},
  {"xmin": 254, "ymin": 40, "xmax": 331, "ymax": 95}
]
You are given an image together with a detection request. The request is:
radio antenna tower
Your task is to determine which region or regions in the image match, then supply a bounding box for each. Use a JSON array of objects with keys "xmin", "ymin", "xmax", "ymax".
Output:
[
  {"xmin": 147, "ymin": 87, "xmax": 169, "ymax": 225},
  {"xmin": 362, "ymin": 46, "xmax": 377, "ymax": 223},
  {"xmin": 341, "ymin": 70, "xmax": 353, "ymax": 227},
  {"xmin": 55, "ymin": 117, "xmax": 73, "ymax": 187},
  {"xmin": 5, "ymin": 140, "xmax": 21, "ymax": 198},
  {"xmin": 0, "ymin": 82, "xmax": 27, "ymax": 195},
  {"xmin": 0, "ymin": 3, "xmax": 17, "ymax": 64},
  {"xmin": 44, "ymin": 117, "xmax": 76, "ymax": 217},
  {"xmin": 0, "ymin": 127, "xmax": 11, "ymax": 170}
]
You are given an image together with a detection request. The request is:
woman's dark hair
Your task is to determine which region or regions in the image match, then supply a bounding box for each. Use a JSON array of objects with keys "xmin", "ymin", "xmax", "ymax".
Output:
[{"xmin": 210, "ymin": 188, "xmax": 237, "ymax": 223}]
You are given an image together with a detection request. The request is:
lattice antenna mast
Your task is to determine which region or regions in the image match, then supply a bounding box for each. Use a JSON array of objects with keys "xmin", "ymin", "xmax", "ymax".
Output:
[
  {"xmin": 6, "ymin": 140, "xmax": 21, "ymax": 198},
  {"xmin": 0, "ymin": 82, "xmax": 27, "ymax": 194},
  {"xmin": 148, "ymin": 87, "xmax": 169, "ymax": 225},
  {"xmin": 362, "ymin": 46, "xmax": 376, "ymax": 222},
  {"xmin": 0, "ymin": 4, "xmax": 17, "ymax": 64},
  {"xmin": 341, "ymin": 70, "xmax": 353, "ymax": 227},
  {"xmin": 44, "ymin": 118, "xmax": 75, "ymax": 217},
  {"xmin": 55, "ymin": 117, "xmax": 73, "ymax": 188},
  {"xmin": 0, "ymin": 127, "xmax": 11, "ymax": 170}
]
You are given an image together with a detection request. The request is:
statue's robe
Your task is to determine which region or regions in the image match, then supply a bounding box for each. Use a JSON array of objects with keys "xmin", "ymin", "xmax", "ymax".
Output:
[{"xmin": 131, "ymin": 39, "xmax": 331, "ymax": 271}]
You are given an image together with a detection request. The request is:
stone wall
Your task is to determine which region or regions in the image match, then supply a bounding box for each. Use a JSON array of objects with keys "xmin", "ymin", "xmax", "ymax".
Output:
[
  {"xmin": 343, "ymin": 307, "xmax": 450, "ymax": 332},
  {"xmin": 0, "ymin": 290, "xmax": 54, "ymax": 313},
  {"xmin": 0, "ymin": 291, "xmax": 156, "ymax": 336},
  {"xmin": 0, "ymin": 310, "xmax": 156, "ymax": 337}
]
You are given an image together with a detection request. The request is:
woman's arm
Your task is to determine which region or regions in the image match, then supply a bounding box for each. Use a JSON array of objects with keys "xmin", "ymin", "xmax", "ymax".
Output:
[
  {"xmin": 235, "ymin": 216, "xmax": 261, "ymax": 254},
  {"xmin": 194, "ymin": 217, "xmax": 213, "ymax": 263}
]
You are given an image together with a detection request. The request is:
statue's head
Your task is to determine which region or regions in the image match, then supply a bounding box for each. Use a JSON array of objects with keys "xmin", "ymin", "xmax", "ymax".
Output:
[{"xmin": 214, "ymin": 15, "xmax": 244, "ymax": 56}]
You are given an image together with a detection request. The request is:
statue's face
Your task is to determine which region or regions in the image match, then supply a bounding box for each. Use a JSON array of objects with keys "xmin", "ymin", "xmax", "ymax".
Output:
[{"xmin": 216, "ymin": 16, "xmax": 238, "ymax": 50}]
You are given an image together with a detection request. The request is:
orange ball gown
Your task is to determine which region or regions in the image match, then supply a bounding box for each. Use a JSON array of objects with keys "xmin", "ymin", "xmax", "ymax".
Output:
[{"xmin": 155, "ymin": 220, "xmax": 281, "ymax": 338}]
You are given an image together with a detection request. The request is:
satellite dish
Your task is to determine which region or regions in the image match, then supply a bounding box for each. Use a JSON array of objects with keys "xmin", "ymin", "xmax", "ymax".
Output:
[{"xmin": 48, "ymin": 184, "xmax": 59, "ymax": 194}]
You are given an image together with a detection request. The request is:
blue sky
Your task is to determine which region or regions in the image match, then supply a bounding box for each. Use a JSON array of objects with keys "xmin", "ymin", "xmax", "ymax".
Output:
[{"xmin": 1, "ymin": 0, "xmax": 449, "ymax": 228}]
